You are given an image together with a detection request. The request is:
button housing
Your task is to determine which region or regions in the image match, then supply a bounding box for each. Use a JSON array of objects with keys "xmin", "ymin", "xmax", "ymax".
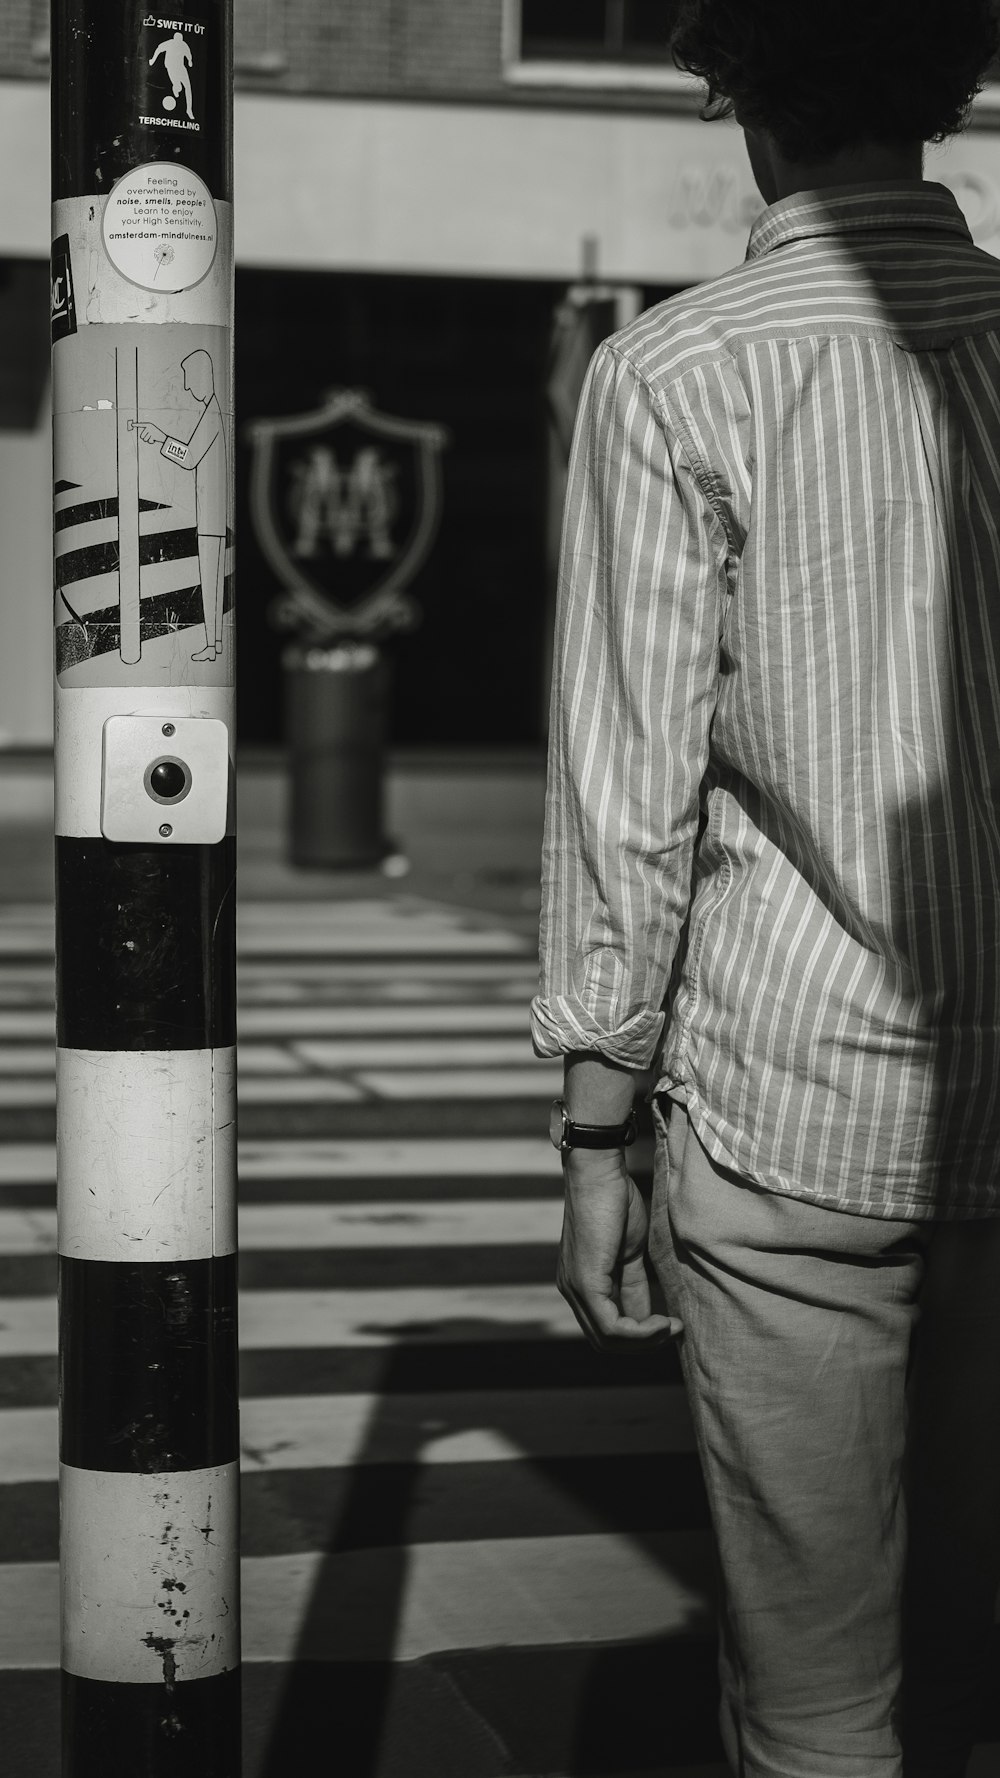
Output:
[{"xmin": 101, "ymin": 716, "xmax": 230, "ymax": 843}]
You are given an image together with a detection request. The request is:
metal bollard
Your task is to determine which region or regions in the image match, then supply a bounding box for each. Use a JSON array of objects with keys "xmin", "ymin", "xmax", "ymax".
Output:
[{"xmin": 284, "ymin": 641, "xmax": 392, "ymax": 868}]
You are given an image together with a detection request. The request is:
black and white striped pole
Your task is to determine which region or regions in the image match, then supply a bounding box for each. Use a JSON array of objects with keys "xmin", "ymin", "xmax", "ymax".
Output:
[{"xmin": 51, "ymin": 1, "xmax": 239, "ymax": 1770}]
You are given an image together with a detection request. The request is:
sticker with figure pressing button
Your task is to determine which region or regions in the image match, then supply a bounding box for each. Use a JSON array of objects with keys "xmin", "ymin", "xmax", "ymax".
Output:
[{"xmin": 53, "ymin": 321, "xmax": 233, "ymax": 689}]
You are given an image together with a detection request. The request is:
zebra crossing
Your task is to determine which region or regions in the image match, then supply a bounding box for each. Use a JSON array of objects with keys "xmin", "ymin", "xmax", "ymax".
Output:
[{"xmin": 0, "ymin": 894, "xmax": 996, "ymax": 1776}]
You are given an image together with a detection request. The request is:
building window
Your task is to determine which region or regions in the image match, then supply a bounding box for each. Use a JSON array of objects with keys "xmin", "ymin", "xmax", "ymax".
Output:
[{"xmin": 519, "ymin": 0, "xmax": 683, "ymax": 64}]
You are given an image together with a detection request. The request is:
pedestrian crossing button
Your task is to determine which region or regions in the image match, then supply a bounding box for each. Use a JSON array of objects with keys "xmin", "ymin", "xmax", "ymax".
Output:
[
  {"xmin": 147, "ymin": 758, "xmax": 191, "ymax": 803},
  {"xmin": 101, "ymin": 714, "xmax": 230, "ymax": 843}
]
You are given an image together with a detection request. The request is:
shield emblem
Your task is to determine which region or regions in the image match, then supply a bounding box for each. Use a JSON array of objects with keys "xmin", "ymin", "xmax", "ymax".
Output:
[{"xmin": 249, "ymin": 388, "xmax": 448, "ymax": 640}]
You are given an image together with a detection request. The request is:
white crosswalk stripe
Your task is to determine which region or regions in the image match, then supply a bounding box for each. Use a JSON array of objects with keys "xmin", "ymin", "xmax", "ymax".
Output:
[
  {"xmin": 0, "ymin": 1035, "xmax": 545, "ymax": 1071},
  {"xmin": 0, "ymin": 1048, "xmax": 52, "ymax": 1073},
  {"xmin": 0, "ymin": 1387, "xmax": 695, "ymax": 1485},
  {"xmin": 240, "ymin": 1002, "xmax": 536, "ymax": 1033},
  {"xmin": 0, "ymin": 1015, "xmax": 53, "ymax": 1037},
  {"xmin": 0, "ymin": 1199, "xmax": 565, "ymax": 1251},
  {"xmin": 0, "ymin": 1061, "xmax": 564, "ymax": 1105},
  {"xmin": 0, "ymin": 1083, "xmax": 58, "ymax": 1106},
  {"xmin": 235, "ymin": 1134, "xmax": 578, "ymax": 1178},
  {"xmin": 291, "ymin": 1036, "xmax": 537, "ymax": 1066},
  {"xmin": 0, "ymin": 1534, "xmax": 717, "ymax": 1669},
  {"xmin": 355, "ymin": 1066, "xmax": 560, "ymax": 1098},
  {"xmin": 0, "ymin": 1135, "xmax": 584, "ymax": 1183}
]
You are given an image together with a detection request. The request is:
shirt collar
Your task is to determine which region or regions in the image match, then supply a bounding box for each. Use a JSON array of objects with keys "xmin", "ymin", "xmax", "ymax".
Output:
[{"xmin": 745, "ymin": 180, "xmax": 973, "ymax": 262}]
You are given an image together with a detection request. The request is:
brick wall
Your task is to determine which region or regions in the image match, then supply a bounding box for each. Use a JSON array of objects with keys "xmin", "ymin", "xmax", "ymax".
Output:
[
  {"xmin": 267, "ymin": 0, "xmax": 397, "ymax": 93},
  {"xmin": 0, "ymin": 0, "xmax": 45, "ymax": 80},
  {"xmin": 392, "ymin": 0, "xmax": 505, "ymax": 98},
  {"xmin": 0, "ymin": 0, "xmax": 678, "ymax": 111},
  {"xmin": 236, "ymin": 0, "xmax": 512, "ymax": 99}
]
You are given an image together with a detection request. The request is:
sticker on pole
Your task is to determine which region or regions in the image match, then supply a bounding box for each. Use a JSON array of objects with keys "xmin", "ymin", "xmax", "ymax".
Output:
[
  {"xmin": 139, "ymin": 14, "xmax": 209, "ymax": 136},
  {"xmin": 52, "ymin": 321, "xmax": 234, "ymax": 690},
  {"xmin": 102, "ymin": 163, "xmax": 217, "ymax": 293},
  {"xmin": 51, "ymin": 235, "xmax": 78, "ymax": 342}
]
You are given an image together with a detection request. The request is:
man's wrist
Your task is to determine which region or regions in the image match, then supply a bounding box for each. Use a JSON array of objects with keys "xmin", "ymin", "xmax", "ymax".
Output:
[
  {"xmin": 550, "ymin": 1098, "xmax": 637, "ymax": 1153},
  {"xmin": 561, "ymin": 1144, "xmax": 631, "ymax": 1187},
  {"xmin": 563, "ymin": 1050, "xmax": 639, "ymax": 1125}
]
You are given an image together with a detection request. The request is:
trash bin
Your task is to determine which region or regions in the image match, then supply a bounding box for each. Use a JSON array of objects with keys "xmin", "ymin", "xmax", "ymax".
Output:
[{"xmin": 283, "ymin": 640, "xmax": 391, "ymax": 868}]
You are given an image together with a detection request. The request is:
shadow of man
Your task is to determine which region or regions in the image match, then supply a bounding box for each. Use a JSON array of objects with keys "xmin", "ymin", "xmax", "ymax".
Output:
[{"xmin": 250, "ymin": 1280, "xmax": 723, "ymax": 1778}]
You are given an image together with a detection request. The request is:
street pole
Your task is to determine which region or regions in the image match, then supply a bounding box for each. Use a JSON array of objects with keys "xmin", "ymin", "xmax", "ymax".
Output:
[{"xmin": 51, "ymin": 2, "xmax": 239, "ymax": 1772}]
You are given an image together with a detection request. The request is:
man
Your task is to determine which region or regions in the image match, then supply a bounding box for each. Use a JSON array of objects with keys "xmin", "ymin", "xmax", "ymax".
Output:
[
  {"xmin": 530, "ymin": 4, "xmax": 1000, "ymax": 1774},
  {"xmin": 139, "ymin": 350, "xmax": 228, "ymax": 663}
]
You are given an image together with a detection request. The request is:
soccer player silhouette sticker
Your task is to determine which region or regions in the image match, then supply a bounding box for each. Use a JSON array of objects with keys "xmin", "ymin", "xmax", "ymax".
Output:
[
  {"xmin": 138, "ymin": 13, "xmax": 210, "ymax": 140},
  {"xmin": 149, "ymin": 31, "xmax": 195, "ymax": 122}
]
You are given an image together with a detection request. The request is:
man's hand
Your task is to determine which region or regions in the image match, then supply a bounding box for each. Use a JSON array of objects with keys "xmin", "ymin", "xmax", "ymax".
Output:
[
  {"xmin": 557, "ymin": 1147, "xmax": 682, "ymax": 1352},
  {"xmin": 137, "ymin": 422, "xmax": 166, "ymax": 445}
]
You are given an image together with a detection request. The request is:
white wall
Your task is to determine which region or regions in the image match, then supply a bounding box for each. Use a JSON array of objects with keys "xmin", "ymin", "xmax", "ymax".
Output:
[
  {"xmin": 0, "ymin": 392, "xmax": 52, "ymax": 745},
  {"xmin": 4, "ymin": 80, "xmax": 1000, "ymax": 280}
]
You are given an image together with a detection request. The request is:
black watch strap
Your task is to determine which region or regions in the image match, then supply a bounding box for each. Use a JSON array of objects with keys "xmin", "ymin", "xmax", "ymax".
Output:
[{"xmin": 549, "ymin": 1098, "xmax": 637, "ymax": 1153}]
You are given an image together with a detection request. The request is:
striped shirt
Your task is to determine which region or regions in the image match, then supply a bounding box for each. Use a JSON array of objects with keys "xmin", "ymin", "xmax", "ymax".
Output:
[{"xmin": 531, "ymin": 180, "xmax": 1000, "ymax": 1220}]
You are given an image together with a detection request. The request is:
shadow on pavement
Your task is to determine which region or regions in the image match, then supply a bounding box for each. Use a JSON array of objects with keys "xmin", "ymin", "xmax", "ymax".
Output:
[{"xmin": 251, "ymin": 1315, "xmax": 723, "ymax": 1778}]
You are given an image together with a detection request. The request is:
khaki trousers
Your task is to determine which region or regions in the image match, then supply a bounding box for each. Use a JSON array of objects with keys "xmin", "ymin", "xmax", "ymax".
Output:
[{"xmin": 648, "ymin": 1098, "xmax": 1000, "ymax": 1778}]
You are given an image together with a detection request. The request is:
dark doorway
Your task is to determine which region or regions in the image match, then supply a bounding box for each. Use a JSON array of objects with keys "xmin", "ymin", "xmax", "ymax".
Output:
[{"xmin": 235, "ymin": 267, "xmax": 563, "ymax": 747}]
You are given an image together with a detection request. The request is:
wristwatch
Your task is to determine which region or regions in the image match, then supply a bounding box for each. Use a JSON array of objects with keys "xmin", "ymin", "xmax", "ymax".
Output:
[{"xmin": 549, "ymin": 1098, "xmax": 638, "ymax": 1154}]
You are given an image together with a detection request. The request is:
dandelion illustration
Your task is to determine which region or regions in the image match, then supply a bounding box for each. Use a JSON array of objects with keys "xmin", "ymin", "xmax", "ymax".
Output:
[{"xmin": 153, "ymin": 243, "xmax": 175, "ymax": 281}]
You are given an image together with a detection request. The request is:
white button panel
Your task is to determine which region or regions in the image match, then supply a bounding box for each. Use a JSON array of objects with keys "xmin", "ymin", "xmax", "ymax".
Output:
[{"xmin": 100, "ymin": 715, "xmax": 230, "ymax": 844}]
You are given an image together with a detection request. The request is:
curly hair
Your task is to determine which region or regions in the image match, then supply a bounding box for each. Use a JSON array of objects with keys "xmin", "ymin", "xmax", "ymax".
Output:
[{"xmin": 670, "ymin": 0, "xmax": 1000, "ymax": 163}]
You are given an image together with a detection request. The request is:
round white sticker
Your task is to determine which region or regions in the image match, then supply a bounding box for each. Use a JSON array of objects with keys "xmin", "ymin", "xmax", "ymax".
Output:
[{"xmin": 101, "ymin": 163, "xmax": 217, "ymax": 293}]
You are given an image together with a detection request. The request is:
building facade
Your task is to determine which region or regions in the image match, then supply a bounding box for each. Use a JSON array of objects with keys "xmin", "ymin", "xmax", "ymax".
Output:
[{"xmin": 2, "ymin": 2, "xmax": 1000, "ymax": 744}]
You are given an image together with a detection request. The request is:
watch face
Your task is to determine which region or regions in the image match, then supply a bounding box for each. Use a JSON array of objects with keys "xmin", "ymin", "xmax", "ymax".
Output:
[{"xmin": 548, "ymin": 1099, "xmax": 566, "ymax": 1149}]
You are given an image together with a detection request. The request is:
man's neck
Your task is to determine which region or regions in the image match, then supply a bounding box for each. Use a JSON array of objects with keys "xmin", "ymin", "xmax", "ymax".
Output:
[{"xmin": 742, "ymin": 128, "xmax": 924, "ymax": 207}]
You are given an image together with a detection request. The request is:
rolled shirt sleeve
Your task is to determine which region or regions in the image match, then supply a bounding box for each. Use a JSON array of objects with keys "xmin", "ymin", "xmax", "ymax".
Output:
[{"xmin": 530, "ymin": 341, "xmax": 730, "ymax": 1069}]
